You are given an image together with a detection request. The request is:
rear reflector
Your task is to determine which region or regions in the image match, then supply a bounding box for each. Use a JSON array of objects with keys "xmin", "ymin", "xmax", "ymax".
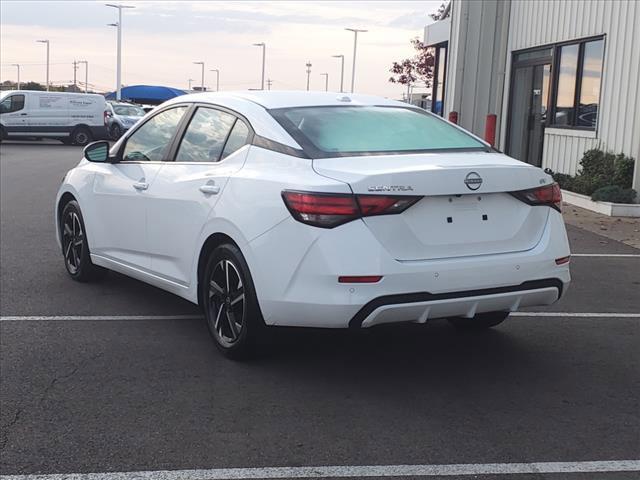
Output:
[
  {"xmin": 555, "ymin": 255, "xmax": 571, "ymax": 265},
  {"xmin": 282, "ymin": 190, "xmax": 422, "ymax": 228},
  {"xmin": 338, "ymin": 275, "xmax": 383, "ymax": 283},
  {"xmin": 510, "ymin": 183, "xmax": 562, "ymax": 212}
]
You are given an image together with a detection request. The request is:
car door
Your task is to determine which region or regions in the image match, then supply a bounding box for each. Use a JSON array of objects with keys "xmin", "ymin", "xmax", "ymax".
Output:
[
  {"xmin": 0, "ymin": 93, "xmax": 27, "ymax": 134},
  {"xmin": 89, "ymin": 105, "xmax": 189, "ymax": 270},
  {"xmin": 146, "ymin": 105, "xmax": 252, "ymax": 285}
]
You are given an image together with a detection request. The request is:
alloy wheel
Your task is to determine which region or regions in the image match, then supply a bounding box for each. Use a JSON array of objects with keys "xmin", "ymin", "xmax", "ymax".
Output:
[
  {"xmin": 62, "ymin": 211, "xmax": 83, "ymax": 274},
  {"xmin": 208, "ymin": 259, "xmax": 245, "ymax": 347}
]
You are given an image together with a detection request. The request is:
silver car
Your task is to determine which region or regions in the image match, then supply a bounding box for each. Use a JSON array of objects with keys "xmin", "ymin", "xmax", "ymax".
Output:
[{"xmin": 105, "ymin": 102, "xmax": 146, "ymax": 139}]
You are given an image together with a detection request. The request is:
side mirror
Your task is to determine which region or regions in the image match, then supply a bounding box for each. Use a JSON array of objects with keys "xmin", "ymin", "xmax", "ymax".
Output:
[{"xmin": 83, "ymin": 140, "xmax": 110, "ymax": 163}]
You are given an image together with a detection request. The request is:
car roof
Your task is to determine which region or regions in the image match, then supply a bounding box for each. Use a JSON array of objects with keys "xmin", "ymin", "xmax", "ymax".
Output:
[{"xmin": 175, "ymin": 90, "xmax": 408, "ymax": 110}]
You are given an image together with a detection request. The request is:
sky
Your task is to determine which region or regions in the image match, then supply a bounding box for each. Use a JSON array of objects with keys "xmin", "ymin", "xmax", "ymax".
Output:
[{"xmin": 0, "ymin": 0, "xmax": 442, "ymax": 98}]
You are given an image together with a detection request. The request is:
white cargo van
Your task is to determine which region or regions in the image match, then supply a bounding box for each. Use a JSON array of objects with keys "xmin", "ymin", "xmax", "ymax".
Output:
[{"xmin": 0, "ymin": 90, "xmax": 107, "ymax": 145}]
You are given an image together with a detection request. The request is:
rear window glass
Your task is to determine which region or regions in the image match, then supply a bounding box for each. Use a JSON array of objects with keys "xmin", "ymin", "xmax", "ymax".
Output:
[
  {"xmin": 270, "ymin": 106, "xmax": 486, "ymax": 157},
  {"xmin": 113, "ymin": 105, "xmax": 145, "ymax": 116}
]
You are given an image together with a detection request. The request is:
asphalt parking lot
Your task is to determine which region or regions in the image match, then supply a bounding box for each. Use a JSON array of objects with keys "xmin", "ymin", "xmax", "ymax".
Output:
[{"xmin": 0, "ymin": 140, "xmax": 638, "ymax": 480}]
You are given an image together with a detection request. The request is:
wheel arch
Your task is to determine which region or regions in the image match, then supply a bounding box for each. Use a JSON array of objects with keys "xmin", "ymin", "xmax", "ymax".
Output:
[
  {"xmin": 56, "ymin": 191, "xmax": 77, "ymax": 243},
  {"xmin": 196, "ymin": 232, "xmax": 241, "ymax": 307}
]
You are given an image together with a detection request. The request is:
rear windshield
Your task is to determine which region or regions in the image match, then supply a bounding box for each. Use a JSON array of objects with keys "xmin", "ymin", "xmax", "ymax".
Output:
[{"xmin": 269, "ymin": 106, "xmax": 487, "ymax": 158}]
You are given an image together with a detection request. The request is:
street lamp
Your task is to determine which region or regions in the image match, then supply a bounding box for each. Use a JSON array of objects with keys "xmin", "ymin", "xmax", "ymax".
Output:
[
  {"xmin": 209, "ymin": 69, "xmax": 220, "ymax": 91},
  {"xmin": 193, "ymin": 61, "xmax": 205, "ymax": 91},
  {"xmin": 188, "ymin": 78, "xmax": 195, "ymax": 90},
  {"xmin": 345, "ymin": 28, "xmax": 367, "ymax": 93},
  {"xmin": 305, "ymin": 61, "xmax": 312, "ymax": 91},
  {"xmin": 77, "ymin": 60, "xmax": 89, "ymax": 93},
  {"xmin": 11, "ymin": 64, "xmax": 21, "ymax": 90},
  {"xmin": 332, "ymin": 55, "xmax": 344, "ymax": 93},
  {"xmin": 36, "ymin": 40, "xmax": 50, "ymax": 91},
  {"xmin": 252, "ymin": 43, "xmax": 266, "ymax": 90},
  {"xmin": 320, "ymin": 73, "xmax": 329, "ymax": 92},
  {"xmin": 106, "ymin": 3, "xmax": 135, "ymax": 101}
]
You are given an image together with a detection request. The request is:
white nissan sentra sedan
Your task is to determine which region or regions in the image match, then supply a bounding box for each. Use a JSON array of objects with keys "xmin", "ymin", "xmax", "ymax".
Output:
[{"xmin": 56, "ymin": 91, "xmax": 571, "ymax": 358}]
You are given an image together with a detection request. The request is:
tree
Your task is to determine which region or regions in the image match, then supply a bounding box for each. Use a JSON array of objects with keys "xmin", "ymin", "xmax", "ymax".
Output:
[{"xmin": 388, "ymin": 38, "xmax": 435, "ymax": 92}]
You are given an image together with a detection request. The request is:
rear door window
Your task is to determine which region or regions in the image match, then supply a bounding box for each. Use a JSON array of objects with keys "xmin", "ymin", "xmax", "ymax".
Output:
[
  {"xmin": 175, "ymin": 107, "xmax": 236, "ymax": 162},
  {"xmin": 221, "ymin": 119, "xmax": 250, "ymax": 160}
]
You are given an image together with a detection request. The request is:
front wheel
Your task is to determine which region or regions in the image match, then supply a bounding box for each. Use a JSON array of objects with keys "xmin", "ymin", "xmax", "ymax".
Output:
[
  {"xmin": 201, "ymin": 244, "xmax": 264, "ymax": 359},
  {"xmin": 448, "ymin": 311, "xmax": 509, "ymax": 330},
  {"xmin": 60, "ymin": 201, "xmax": 106, "ymax": 282}
]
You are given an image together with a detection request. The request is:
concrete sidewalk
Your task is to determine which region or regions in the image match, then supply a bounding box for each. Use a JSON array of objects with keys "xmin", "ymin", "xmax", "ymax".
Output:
[{"xmin": 563, "ymin": 203, "xmax": 640, "ymax": 249}]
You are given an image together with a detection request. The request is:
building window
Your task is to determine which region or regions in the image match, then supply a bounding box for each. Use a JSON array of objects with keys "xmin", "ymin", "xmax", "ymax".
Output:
[
  {"xmin": 430, "ymin": 42, "xmax": 447, "ymax": 116},
  {"xmin": 551, "ymin": 37, "xmax": 604, "ymax": 130}
]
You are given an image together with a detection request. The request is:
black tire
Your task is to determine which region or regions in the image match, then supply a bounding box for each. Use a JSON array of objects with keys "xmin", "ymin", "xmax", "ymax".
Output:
[
  {"xmin": 448, "ymin": 311, "xmax": 509, "ymax": 330},
  {"xmin": 110, "ymin": 123, "xmax": 122, "ymax": 140},
  {"xmin": 60, "ymin": 200, "xmax": 107, "ymax": 282},
  {"xmin": 71, "ymin": 127, "xmax": 92, "ymax": 146},
  {"xmin": 200, "ymin": 243, "xmax": 264, "ymax": 359}
]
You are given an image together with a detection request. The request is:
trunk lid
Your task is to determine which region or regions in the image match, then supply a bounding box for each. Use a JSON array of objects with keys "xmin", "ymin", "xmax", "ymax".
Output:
[{"xmin": 313, "ymin": 152, "xmax": 552, "ymax": 261}]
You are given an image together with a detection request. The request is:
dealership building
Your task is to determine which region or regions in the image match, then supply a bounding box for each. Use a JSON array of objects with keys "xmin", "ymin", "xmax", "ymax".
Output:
[{"xmin": 424, "ymin": 0, "xmax": 640, "ymax": 194}]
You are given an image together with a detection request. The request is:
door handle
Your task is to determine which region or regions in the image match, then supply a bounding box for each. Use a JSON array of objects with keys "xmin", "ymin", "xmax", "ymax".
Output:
[
  {"xmin": 199, "ymin": 184, "xmax": 220, "ymax": 195},
  {"xmin": 133, "ymin": 181, "xmax": 149, "ymax": 191}
]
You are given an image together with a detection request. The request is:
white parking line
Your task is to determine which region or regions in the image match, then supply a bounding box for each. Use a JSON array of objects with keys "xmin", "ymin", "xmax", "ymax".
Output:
[
  {"xmin": 572, "ymin": 253, "xmax": 640, "ymax": 257},
  {"xmin": 1, "ymin": 312, "xmax": 639, "ymax": 322},
  {"xmin": 1, "ymin": 460, "xmax": 638, "ymax": 479}
]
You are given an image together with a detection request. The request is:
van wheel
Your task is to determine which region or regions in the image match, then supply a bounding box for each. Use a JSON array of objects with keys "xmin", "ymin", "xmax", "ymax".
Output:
[
  {"xmin": 200, "ymin": 244, "xmax": 265, "ymax": 360},
  {"xmin": 109, "ymin": 124, "xmax": 122, "ymax": 140},
  {"xmin": 448, "ymin": 311, "xmax": 509, "ymax": 330},
  {"xmin": 72, "ymin": 127, "xmax": 92, "ymax": 146}
]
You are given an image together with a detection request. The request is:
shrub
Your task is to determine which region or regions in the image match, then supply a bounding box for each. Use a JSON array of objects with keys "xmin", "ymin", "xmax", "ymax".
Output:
[
  {"xmin": 591, "ymin": 185, "xmax": 637, "ymax": 204},
  {"xmin": 612, "ymin": 154, "xmax": 635, "ymax": 188}
]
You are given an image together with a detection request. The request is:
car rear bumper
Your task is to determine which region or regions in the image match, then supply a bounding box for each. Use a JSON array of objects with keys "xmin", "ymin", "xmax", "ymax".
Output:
[{"xmin": 247, "ymin": 209, "xmax": 571, "ymax": 328}]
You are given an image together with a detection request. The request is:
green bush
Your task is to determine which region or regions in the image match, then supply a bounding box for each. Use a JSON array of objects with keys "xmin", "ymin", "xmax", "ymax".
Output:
[
  {"xmin": 546, "ymin": 148, "xmax": 636, "ymax": 201},
  {"xmin": 591, "ymin": 185, "xmax": 637, "ymax": 204}
]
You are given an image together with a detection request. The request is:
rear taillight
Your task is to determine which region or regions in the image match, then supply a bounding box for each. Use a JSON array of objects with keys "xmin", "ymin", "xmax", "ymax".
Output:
[
  {"xmin": 510, "ymin": 183, "xmax": 562, "ymax": 212},
  {"xmin": 103, "ymin": 111, "xmax": 108, "ymax": 126},
  {"xmin": 281, "ymin": 190, "xmax": 422, "ymax": 228}
]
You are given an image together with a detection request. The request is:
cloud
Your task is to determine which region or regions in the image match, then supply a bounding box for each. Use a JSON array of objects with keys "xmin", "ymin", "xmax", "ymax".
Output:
[{"xmin": 387, "ymin": 11, "xmax": 432, "ymax": 29}]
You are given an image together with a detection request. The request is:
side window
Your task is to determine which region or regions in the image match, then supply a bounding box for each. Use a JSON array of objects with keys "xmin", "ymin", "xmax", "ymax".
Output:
[
  {"xmin": 221, "ymin": 120, "xmax": 250, "ymax": 159},
  {"xmin": 175, "ymin": 107, "xmax": 236, "ymax": 162},
  {"xmin": 0, "ymin": 95, "xmax": 25, "ymax": 114},
  {"xmin": 122, "ymin": 106, "xmax": 187, "ymax": 162}
]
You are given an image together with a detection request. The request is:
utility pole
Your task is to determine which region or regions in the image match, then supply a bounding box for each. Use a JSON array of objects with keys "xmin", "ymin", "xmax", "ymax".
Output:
[
  {"xmin": 209, "ymin": 69, "xmax": 220, "ymax": 91},
  {"xmin": 332, "ymin": 54, "xmax": 344, "ymax": 93},
  {"xmin": 36, "ymin": 40, "xmax": 50, "ymax": 91},
  {"xmin": 106, "ymin": 4, "xmax": 135, "ymax": 101},
  {"xmin": 345, "ymin": 28, "xmax": 367, "ymax": 93},
  {"xmin": 193, "ymin": 61, "xmax": 205, "ymax": 91},
  {"xmin": 78, "ymin": 60, "xmax": 89, "ymax": 93},
  {"xmin": 306, "ymin": 61, "xmax": 312, "ymax": 91},
  {"xmin": 267, "ymin": 79, "xmax": 273, "ymax": 90},
  {"xmin": 11, "ymin": 64, "xmax": 20, "ymax": 90},
  {"xmin": 253, "ymin": 43, "xmax": 266, "ymax": 90},
  {"xmin": 320, "ymin": 73, "xmax": 329, "ymax": 91},
  {"xmin": 73, "ymin": 60, "xmax": 78, "ymax": 87}
]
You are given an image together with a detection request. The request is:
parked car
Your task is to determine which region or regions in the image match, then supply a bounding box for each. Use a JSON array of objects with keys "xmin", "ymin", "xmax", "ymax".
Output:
[
  {"xmin": 105, "ymin": 101, "xmax": 146, "ymax": 139},
  {"xmin": 56, "ymin": 91, "xmax": 571, "ymax": 358},
  {"xmin": 0, "ymin": 90, "xmax": 107, "ymax": 145}
]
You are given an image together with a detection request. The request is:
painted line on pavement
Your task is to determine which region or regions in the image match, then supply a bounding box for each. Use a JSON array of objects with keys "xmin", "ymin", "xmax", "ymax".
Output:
[
  {"xmin": 0, "ymin": 460, "xmax": 638, "ymax": 479},
  {"xmin": 1, "ymin": 312, "xmax": 640, "ymax": 322},
  {"xmin": 571, "ymin": 253, "xmax": 640, "ymax": 257}
]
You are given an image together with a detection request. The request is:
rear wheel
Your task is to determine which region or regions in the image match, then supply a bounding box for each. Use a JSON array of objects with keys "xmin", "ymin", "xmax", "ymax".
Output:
[
  {"xmin": 71, "ymin": 127, "xmax": 92, "ymax": 146},
  {"xmin": 448, "ymin": 311, "xmax": 509, "ymax": 330},
  {"xmin": 60, "ymin": 201, "xmax": 106, "ymax": 282},
  {"xmin": 200, "ymin": 244, "xmax": 264, "ymax": 359}
]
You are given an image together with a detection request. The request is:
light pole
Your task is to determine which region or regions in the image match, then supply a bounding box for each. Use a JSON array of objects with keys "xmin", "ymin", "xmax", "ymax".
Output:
[
  {"xmin": 36, "ymin": 40, "xmax": 50, "ymax": 91},
  {"xmin": 106, "ymin": 4, "xmax": 135, "ymax": 101},
  {"xmin": 345, "ymin": 28, "xmax": 367, "ymax": 93},
  {"xmin": 252, "ymin": 43, "xmax": 266, "ymax": 90},
  {"xmin": 188, "ymin": 78, "xmax": 195, "ymax": 90},
  {"xmin": 320, "ymin": 73, "xmax": 329, "ymax": 91},
  {"xmin": 77, "ymin": 60, "xmax": 89, "ymax": 93},
  {"xmin": 12, "ymin": 64, "xmax": 21, "ymax": 90},
  {"xmin": 305, "ymin": 61, "xmax": 312, "ymax": 91},
  {"xmin": 332, "ymin": 54, "xmax": 344, "ymax": 93},
  {"xmin": 193, "ymin": 61, "xmax": 205, "ymax": 91},
  {"xmin": 209, "ymin": 69, "xmax": 220, "ymax": 91}
]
